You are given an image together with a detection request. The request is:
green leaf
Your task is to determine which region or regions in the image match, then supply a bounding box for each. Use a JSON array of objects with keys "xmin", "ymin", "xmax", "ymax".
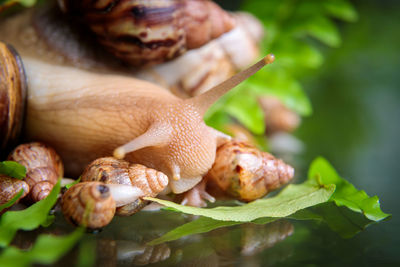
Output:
[
  {"xmin": 308, "ymin": 157, "xmax": 390, "ymax": 221},
  {"xmin": 0, "ymin": 180, "xmax": 61, "ymax": 247},
  {"xmin": 145, "ymin": 176, "xmax": 335, "ymax": 222},
  {"xmin": 0, "ymin": 189, "xmax": 24, "ymax": 213},
  {"xmin": 248, "ymin": 69, "xmax": 313, "ymax": 116},
  {"xmin": 147, "ymin": 158, "xmax": 389, "ymax": 244},
  {"xmin": 323, "ymin": 0, "xmax": 358, "ymax": 22},
  {"xmin": 0, "ymin": 0, "xmax": 37, "ymax": 8},
  {"xmin": 305, "ymin": 16, "xmax": 341, "ymax": 47},
  {"xmin": 224, "ymin": 88, "xmax": 266, "ymax": 134},
  {"xmin": 0, "ymin": 228, "xmax": 84, "ymax": 267},
  {"xmin": 0, "ymin": 161, "xmax": 26, "ymax": 179},
  {"xmin": 65, "ymin": 177, "xmax": 81, "ymax": 190}
]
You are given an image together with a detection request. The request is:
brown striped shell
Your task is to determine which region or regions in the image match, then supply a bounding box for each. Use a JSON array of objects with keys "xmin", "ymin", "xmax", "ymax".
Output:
[
  {"xmin": 0, "ymin": 175, "xmax": 29, "ymax": 206},
  {"xmin": 206, "ymin": 140, "xmax": 294, "ymax": 202},
  {"xmin": 8, "ymin": 142, "xmax": 64, "ymax": 202},
  {"xmin": 61, "ymin": 181, "xmax": 116, "ymax": 229},
  {"xmin": 81, "ymin": 157, "xmax": 168, "ymax": 216},
  {"xmin": 58, "ymin": 0, "xmax": 235, "ymax": 66},
  {"xmin": 0, "ymin": 43, "xmax": 27, "ymax": 156}
]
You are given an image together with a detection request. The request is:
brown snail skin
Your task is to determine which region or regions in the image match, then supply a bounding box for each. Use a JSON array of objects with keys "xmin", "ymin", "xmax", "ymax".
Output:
[
  {"xmin": 0, "ymin": 33, "xmax": 274, "ymax": 195},
  {"xmin": 7, "ymin": 142, "xmax": 64, "ymax": 202},
  {"xmin": 61, "ymin": 181, "xmax": 116, "ymax": 229},
  {"xmin": 81, "ymin": 157, "xmax": 169, "ymax": 216}
]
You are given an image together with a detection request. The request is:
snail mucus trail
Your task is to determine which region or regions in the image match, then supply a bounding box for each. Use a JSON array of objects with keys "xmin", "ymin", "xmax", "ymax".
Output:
[{"xmin": 1, "ymin": 37, "xmax": 275, "ymax": 194}]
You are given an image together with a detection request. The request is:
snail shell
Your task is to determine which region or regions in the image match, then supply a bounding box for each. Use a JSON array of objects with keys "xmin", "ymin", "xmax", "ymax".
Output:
[
  {"xmin": 0, "ymin": 174, "xmax": 29, "ymax": 206},
  {"xmin": 81, "ymin": 157, "xmax": 168, "ymax": 216},
  {"xmin": 259, "ymin": 97, "xmax": 301, "ymax": 135},
  {"xmin": 61, "ymin": 181, "xmax": 116, "ymax": 229},
  {"xmin": 206, "ymin": 140, "xmax": 294, "ymax": 202},
  {"xmin": 0, "ymin": 42, "xmax": 27, "ymax": 156},
  {"xmin": 59, "ymin": 0, "xmax": 235, "ymax": 66},
  {"xmin": 8, "ymin": 142, "xmax": 64, "ymax": 202}
]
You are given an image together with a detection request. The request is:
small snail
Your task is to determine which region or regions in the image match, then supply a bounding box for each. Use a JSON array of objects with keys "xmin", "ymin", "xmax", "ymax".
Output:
[
  {"xmin": 206, "ymin": 140, "xmax": 294, "ymax": 202},
  {"xmin": 259, "ymin": 96, "xmax": 301, "ymax": 135},
  {"xmin": 0, "ymin": 175, "xmax": 29, "ymax": 206},
  {"xmin": 61, "ymin": 181, "xmax": 116, "ymax": 229},
  {"xmin": 7, "ymin": 142, "xmax": 64, "ymax": 202},
  {"xmin": 0, "ymin": 38, "xmax": 274, "ymax": 195},
  {"xmin": 81, "ymin": 157, "xmax": 169, "ymax": 216},
  {"xmin": 58, "ymin": 0, "xmax": 235, "ymax": 66}
]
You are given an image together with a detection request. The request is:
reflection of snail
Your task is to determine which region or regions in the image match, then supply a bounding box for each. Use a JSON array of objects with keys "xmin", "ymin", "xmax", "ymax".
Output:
[
  {"xmin": 7, "ymin": 142, "xmax": 64, "ymax": 202},
  {"xmin": 81, "ymin": 157, "xmax": 168, "ymax": 216},
  {"xmin": 0, "ymin": 39, "xmax": 274, "ymax": 195}
]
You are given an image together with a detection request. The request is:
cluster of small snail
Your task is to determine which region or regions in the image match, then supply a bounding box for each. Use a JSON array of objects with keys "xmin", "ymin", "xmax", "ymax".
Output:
[{"xmin": 0, "ymin": 0, "xmax": 297, "ymax": 229}]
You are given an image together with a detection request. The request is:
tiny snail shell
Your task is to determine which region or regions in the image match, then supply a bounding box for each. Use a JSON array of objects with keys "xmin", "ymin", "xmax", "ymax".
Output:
[
  {"xmin": 61, "ymin": 181, "xmax": 116, "ymax": 229},
  {"xmin": 8, "ymin": 142, "xmax": 64, "ymax": 202},
  {"xmin": 0, "ymin": 42, "xmax": 27, "ymax": 156},
  {"xmin": 206, "ymin": 140, "xmax": 294, "ymax": 202},
  {"xmin": 81, "ymin": 157, "xmax": 168, "ymax": 216},
  {"xmin": 59, "ymin": 0, "xmax": 235, "ymax": 66},
  {"xmin": 259, "ymin": 96, "xmax": 301, "ymax": 135},
  {"xmin": 0, "ymin": 175, "xmax": 29, "ymax": 207}
]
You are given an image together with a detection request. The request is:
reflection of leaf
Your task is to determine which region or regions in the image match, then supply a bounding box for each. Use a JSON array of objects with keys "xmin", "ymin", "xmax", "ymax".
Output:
[
  {"xmin": 0, "ymin": 228, "xmax": 84, "ymax": 267},
  {"xmin": 148, "ymin": 158, "xmax": 389, "ymax": 244},
  {"xmin": 309, "ymin": 157, "xmax": 390, "ymax": 221},
  {"xmin": 0, "ymin": 161, "xmax": 26, "ymax": 179},
  {"xmin": 146, "ymin": 176, "xmax": 335, "ymax": 222},
  {"xmin": 0, "ymin": 189, "xmax": 24, "ymax": 213},
  {"xmin": 0, "ymin": 181, "xmax": 61, "ymax": 247},
  {"xmin": 0, "ymin": 0, "xmax": 37, "ymax": 8}
]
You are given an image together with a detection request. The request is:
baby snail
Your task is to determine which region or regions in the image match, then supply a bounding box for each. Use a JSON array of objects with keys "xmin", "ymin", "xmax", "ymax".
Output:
[
  {"xmin": 61, "ymin": 181, "xmax": 116, "ymax": 230},
  {"xmin": 206, "ymin": 140, "xmax": 294, "ymax": 202},
  {"xmin": 7, "ymin": 142, "xmax": 64, "ymax": 203},
  {"xmin": 259, "ymin": 96, "xmax": 301, "ymax": 135},
  {"xmin": 80, "ymin": 157, "xmax": 169, "ymax": 216}
]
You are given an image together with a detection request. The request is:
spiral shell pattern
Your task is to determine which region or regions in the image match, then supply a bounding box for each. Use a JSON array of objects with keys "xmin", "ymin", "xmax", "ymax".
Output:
[
  {"xmin": 8, "ymin": 142, "xmax": 64, "ymax": 202},
  {"xmin": 61, "ymin": 181, "xmax": 116, "ymax": 229},
  {"xmin": 59, "ymin": 0, "xmax": 235, "ymax": 66},
  {"xmin": 206, "ymin": 140, "xmax": 294, "ymax": 202},
  {"xmin": 81, "ymin": 157, "xmax": 168, "ymax": 215}
]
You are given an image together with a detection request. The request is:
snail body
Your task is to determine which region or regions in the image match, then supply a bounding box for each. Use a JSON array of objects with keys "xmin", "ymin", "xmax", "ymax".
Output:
[
  {"xmin": 61, "ymin": 181, "xmax": 116, "ymax": 229},
  {"xmin": 81, "ymin": 157, "xmax": 168, "ymax": 215},
  {"xmin": 0, "ymin": 39, "xmax": 273, "ymax": 194},
  {"xmin": 7, "ymin": 142, "xmax": 64, "ymax": 202}
]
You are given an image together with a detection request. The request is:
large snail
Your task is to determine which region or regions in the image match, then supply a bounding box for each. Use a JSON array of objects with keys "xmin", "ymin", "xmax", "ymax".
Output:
[{"xmin": 0, "ymin": 1, "xmax": 275, "ymax": 196}]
